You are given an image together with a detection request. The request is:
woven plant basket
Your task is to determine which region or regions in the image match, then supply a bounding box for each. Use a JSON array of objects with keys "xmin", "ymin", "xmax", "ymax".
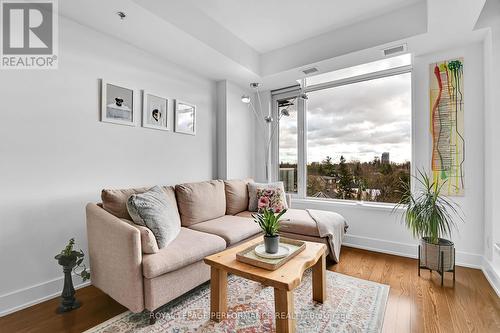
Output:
[{"xmin": 419, "ymin": 237, "xmax": 455, "ymax": 271}]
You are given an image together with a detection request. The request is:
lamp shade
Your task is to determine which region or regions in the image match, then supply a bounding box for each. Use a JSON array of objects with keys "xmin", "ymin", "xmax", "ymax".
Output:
[{"xmin": 241, "ymin": 95, "xmax": 251, "ymax": 104}]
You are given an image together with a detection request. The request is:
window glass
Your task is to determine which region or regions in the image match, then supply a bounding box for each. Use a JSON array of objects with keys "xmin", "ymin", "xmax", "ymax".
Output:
[
  {"xmin": 278, "ymin": 98, "xmax": 298, "ymax": 193},
  {"xmin": 306, "ymin": 72, "xmax": 411, "ymax": 203}
]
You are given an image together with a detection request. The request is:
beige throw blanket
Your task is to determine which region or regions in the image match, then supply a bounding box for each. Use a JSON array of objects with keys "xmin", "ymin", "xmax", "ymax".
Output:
[{"xmin": 306, "ymin": 209, "xmax": 348, "ymax": 263}]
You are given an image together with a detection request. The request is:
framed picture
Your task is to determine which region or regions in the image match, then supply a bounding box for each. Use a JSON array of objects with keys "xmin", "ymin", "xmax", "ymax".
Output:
[
  {"xmin": 101, "ymin": 80, "xmax": 136, "ymax": 126},
  {"xmin": 142, "ymin": 91, "xmax": 169, "ymax": 131},
  {"xmin": 174, "ymin": 100, "xmax": 196, "ymax": 135}
]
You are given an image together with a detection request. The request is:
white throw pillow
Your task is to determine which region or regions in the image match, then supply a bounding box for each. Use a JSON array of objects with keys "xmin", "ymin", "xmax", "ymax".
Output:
[
  {"xmin": 248, "ymin": 182, "xmax": 288, "ymax": 212},
  {"xmin": 126, "ymin": 186, "xmax": 180, "ymax": 249}
]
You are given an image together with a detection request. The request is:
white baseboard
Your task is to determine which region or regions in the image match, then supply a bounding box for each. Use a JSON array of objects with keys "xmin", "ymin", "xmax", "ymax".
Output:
[
  {"xmin": 343, "ymin": 234, "xmax": 483, "ymax": 269},
  {"xmin": 343, "ymin": 234, "xmax": 417, "ymax": 258},
  {"xmin": 482, "ymin": 258, "xmax": 500, "ymax": 297},
  {"xmin": 0, "ymin": 274, "xmax": 90, "ymax": 317}
]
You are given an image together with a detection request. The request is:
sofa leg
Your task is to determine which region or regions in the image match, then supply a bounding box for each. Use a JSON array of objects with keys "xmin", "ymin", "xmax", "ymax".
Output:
[{"xmin": 149, "ymin": 310, "xmax": 157, "ymax": 325}]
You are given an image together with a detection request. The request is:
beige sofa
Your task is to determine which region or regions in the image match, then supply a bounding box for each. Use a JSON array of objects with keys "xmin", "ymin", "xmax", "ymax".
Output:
[{"xmin": 86, "ymin": 179, "xmax": 333, "ymax": 318}]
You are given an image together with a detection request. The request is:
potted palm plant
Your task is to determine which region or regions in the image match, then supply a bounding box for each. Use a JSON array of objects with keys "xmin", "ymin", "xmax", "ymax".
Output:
[
  {"xmin": 395, "ymin": 170, "xmax": 463, "ymax": 282},
  {"xmin": 253, "ymin": 208, "xmax": 287, "ymax": 254}
]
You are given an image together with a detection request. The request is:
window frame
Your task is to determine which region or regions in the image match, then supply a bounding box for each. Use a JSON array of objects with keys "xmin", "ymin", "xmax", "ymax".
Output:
[
  {"xmin": 272, "ymin": 88, "xmax": 306, "ymax": 198},
  {"xmin": 272, "ymin": 61, "xmax": 414, "ymax": 209}
]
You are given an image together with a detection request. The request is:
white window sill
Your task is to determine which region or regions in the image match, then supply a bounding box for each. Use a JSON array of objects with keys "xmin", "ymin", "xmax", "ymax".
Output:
[{"xmin": 291, "ymin": 197, "xmax": 406, "ymax": 212}]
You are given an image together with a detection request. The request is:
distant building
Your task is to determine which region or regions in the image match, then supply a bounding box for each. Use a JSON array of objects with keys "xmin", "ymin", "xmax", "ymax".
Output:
[{"xmin": 381, "ymin": 152, "xmax": 390, "ymax": 164}]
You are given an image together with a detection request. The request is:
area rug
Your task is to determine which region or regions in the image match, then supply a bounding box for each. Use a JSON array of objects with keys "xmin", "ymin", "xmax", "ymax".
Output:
[{"xmin": 85, "ymin": 270, "xmax": 389, "ymax": 333}]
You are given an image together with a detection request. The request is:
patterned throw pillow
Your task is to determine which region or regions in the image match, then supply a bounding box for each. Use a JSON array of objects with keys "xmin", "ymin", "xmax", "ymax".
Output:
[
  {"xmin": 248, "ymin": 182, "xmax": 288, "ymax": 212},
  {"xmin": 256, "ymin": 187, "xmax": 285, "ymax": 213}
]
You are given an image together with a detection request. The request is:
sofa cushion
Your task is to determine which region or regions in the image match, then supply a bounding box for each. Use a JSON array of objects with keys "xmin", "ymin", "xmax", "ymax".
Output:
[
  {"xmin": 102, "ymin": 187, "xmax": 148, "ymax": 219},
  {"xmin": 121, "ymin": 218, "xmax": 159, "ymax": 254},
  {"xmin": 234, "ymin": 210, "xmax": 253, "ymax": 219},
  {"xmin": 224, "ymin": 178, "xmax": 253, "ymax": 215},
  {"xmin": 189, "ymin": 215, "xmax": 262, "ymax": 246},
  {"xmin": 236, "ymin": 209, "xmax": 320, "ymax": 237},
  {"xmin": 127, "ymin": 186, "xmax": 181, "ymax": 249},
  {"xmin": 102, "ymin": 186, "xmax": 180, "ymax": 221},
  {"xmin": 175, "ymin": 180, "xmax": 226, "ymax": 227},
  {"xmin": 142, "ymin": 227, "xmax": 226, "ymax": 279}
]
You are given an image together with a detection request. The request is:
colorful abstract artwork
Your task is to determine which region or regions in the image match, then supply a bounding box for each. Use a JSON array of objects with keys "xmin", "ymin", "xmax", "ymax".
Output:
[{"xmin": 429, "ymin": 58, "xmax": 464, "ymax": 196}]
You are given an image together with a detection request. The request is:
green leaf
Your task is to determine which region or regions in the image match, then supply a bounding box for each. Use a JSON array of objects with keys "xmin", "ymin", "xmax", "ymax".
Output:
[
  {"xmin": 393, "ymin": 168, "xmax": 462, "ymax": 243},
  {"xmin": 252, "ymin": 207, "xmax": 284, "ymax": 236}
]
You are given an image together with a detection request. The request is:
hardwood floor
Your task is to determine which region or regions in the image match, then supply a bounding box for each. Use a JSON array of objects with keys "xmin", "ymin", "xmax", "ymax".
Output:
[
  {"xmin": 331, "ymin": 247, "xmax": 500, "ymax": 333},
  {"xmin": 1, "ymin": 247, "xmax": 498, "ymax": 333},
  {"xmin": 0, "ymin": 286, "xmax": 126, "ymax": 333}
]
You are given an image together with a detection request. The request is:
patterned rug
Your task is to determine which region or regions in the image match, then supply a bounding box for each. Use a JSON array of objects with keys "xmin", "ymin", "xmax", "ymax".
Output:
[{"xmin": 85, "ymin": 270, "xmax": 389, "ymax": 333}]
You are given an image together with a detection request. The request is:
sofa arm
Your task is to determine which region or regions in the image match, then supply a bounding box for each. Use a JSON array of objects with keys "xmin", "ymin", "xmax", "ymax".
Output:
[
  {"xmin": 86, "ymin": 203, "xmax": 144, "ymax": 312},
  {"xmin": 286, "ymin": 194, "xmax": 292, "ymax": 208}
]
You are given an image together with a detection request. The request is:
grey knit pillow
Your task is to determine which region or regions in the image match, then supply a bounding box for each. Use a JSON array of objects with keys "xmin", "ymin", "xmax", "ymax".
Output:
[{"xmin": 126, "ymin": 186, "xmax": 180, "ymax": 249}]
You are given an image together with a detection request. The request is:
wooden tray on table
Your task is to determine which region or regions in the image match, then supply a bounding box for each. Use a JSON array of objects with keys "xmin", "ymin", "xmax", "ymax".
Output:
[{"xmin": 236, "ymin": 237, "xmax": 306, "ymax": 271}]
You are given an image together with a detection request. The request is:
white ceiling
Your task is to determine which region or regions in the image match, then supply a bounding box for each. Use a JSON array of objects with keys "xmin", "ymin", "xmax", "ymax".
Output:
[
  {"xmin": 59, "ymin": 0, "xmax": 488, "ymax": 90},
  {"xmin": 188, "ymin": 0, "xmax": 423, "ymax": 53}
]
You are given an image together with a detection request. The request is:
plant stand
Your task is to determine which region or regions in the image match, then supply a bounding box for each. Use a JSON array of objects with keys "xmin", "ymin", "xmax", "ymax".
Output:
[
  {"xmin": 56, "ymin": 264, "xmax": 81, "ymax": 313},
  {"xmin": 418, "ymin": 244, "xmax": 456, "ymax": 286}
]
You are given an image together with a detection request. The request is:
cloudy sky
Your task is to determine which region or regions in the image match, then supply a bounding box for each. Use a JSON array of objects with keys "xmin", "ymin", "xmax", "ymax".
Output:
[{"xmin": 279, "ymin": 71, "xmax": 411, "ymax": 164}]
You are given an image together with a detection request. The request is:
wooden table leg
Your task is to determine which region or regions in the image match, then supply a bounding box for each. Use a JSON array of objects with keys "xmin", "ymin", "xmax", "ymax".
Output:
[
  {"xmin": 210, "ymin": 267, "xmax": 227, "ymax": 322},
  {"xmin": 274, "ymin": 288, "xmax": 295, "ymax": 333},
  {"xmin": 312, "ymin": 253, "xmax": 326, "ymax": 303}
]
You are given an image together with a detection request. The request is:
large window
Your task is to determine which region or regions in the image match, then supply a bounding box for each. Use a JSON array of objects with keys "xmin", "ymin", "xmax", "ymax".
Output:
[{"xmin": 277, "ymin": 55, "xmax": 411, "ymax": 204}]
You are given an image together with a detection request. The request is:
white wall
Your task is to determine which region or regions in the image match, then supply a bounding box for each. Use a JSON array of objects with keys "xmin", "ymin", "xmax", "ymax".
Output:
[
  {"xmin": 226, "ymin": 82, "xmax": 255, "ymax": 179},
  {"xmin": 482, "ymin": 22, "xmax": 500, "ymax": 294},
  {"xmin": 413, "ymin": 42, "xmax": 485, "ymax": 264},
  {"xmin": 0, "ymin": 17, "xmax": 217, "ymax": 315},
  {"xmin": 291, "ymin": 42, "xmax": 485, "ymax": 268},
  {"xmin": 216, "ymin": 80, "xmax": 255, "ymax": 180}
]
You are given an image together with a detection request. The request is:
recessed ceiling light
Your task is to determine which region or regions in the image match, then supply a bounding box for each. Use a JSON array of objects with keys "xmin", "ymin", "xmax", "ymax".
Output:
[{"xmin": 117, "ymin": 11, "xmax": 126, "ymax": 20}]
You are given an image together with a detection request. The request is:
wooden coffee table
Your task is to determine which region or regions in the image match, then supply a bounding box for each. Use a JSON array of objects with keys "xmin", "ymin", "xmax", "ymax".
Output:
[{"xmin": 204, "ymin": 236, "xmax": 327, "ymax": 333}]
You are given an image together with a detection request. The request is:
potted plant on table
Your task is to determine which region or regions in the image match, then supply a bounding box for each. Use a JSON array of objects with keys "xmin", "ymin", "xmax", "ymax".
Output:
[
  {"xmin": 395, "ymin": 170, "xmax": 463, "ymax": 284},
  {"xmin": 54, "ymin": 238, "xmax": 90, "ymax": 313},
  {"xmin": 253, "ymin": 208, "xmax": 287, "ymax": 254}
]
